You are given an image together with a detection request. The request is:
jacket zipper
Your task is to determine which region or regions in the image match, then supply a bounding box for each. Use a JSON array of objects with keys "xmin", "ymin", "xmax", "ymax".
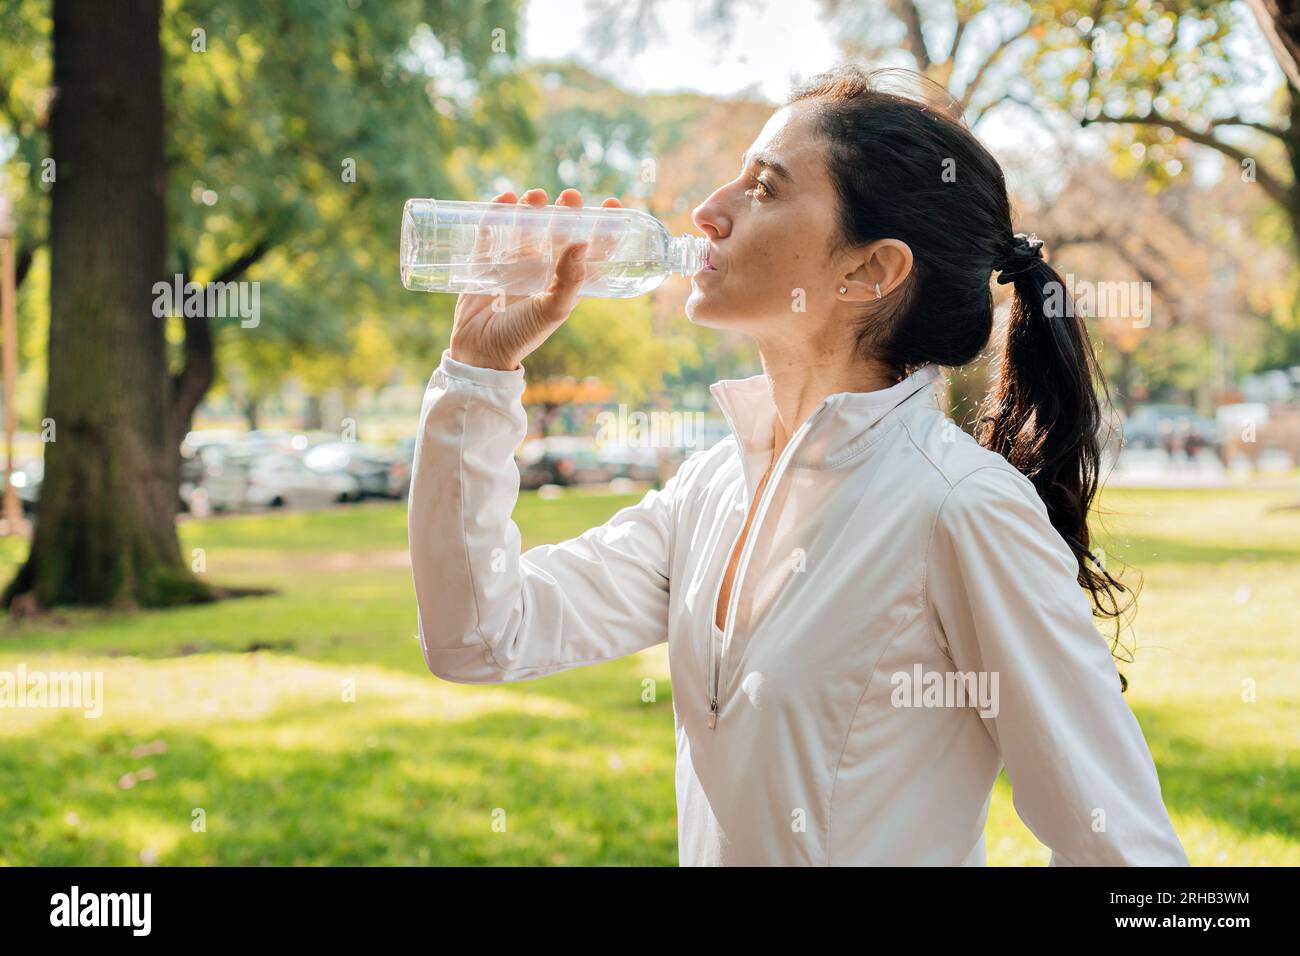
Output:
[{"xmin": 708, "ymin": 398, "xmax": 835, "ymax": 729}]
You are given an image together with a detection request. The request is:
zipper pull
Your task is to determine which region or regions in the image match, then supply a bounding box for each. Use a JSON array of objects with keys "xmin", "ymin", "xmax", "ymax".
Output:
[{"xmin": 708, "ymin": 698, "xmax": 718, "ymax": 729}]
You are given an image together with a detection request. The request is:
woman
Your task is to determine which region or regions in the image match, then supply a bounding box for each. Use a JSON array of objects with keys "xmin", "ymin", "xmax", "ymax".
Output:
[{"xmin": 407, "ymin": 64, "xmax": 1189, "ymax": 866}]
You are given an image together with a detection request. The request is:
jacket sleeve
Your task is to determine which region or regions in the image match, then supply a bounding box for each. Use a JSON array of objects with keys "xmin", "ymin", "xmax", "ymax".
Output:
[
  {"xmin": 925, "ymin": 464, "xmax": 1189, "ymax": 866},
  {"xmin": 407, "ymin": 348, "xmax": 685, "ymax": 684}
]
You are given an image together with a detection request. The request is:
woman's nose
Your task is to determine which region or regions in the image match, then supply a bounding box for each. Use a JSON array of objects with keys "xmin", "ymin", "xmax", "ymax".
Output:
[{"xmin": 692, "ymin": 195, "xmax": 728, "ymax": 240}]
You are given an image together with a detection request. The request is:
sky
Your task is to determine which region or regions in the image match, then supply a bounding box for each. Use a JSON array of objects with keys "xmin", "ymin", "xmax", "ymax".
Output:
[{"xmin": 523, "ymin": 0, "xmax": 844, "ymax": 103}]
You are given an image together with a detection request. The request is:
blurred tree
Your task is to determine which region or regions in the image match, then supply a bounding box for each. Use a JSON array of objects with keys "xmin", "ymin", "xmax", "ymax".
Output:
[
  {"xmin": 587, "ymin": 0, "xmax": 1055, "ymax": 127},
  {"xmin": 819, "ymin": 0, "xmax": 1054, "ymax": 126},
  {"xmin": 0, "ymin": 0, "xmax": 534, "ymax": 608},
  {"xmin": 0, "ymin": 0, "xmax": 50, "ymax": 291},
  {"xmin": 3, "ymin": 0, "xmax": 205, "ymax": 610},
  {"xmin": 159, "ymin": 0, "xmax": 533, "ymax": 443},
  {"xmin": 1030, "ymin": 1, "xmax": 1300, "ymax": 255}
]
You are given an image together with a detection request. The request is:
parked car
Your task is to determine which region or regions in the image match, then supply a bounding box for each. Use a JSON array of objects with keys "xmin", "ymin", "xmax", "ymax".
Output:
[
  {"xmin": 1121, "ymin": 404, "xmax": 1220, "ymax": 454},
  {"xmin": 389, "ymin": 438, "xmax": 416, "ymax": 499},
  {"xmin": 303, "ymin": 441, "xmax": 402, "ymax": 498},
  {"xmin": 515, "ymin": 437, "xmax": 615, "ymax": 487},
  {"xmin": 178, "ymin": 430, "xmax": 242, "ymax": 511},
  {"xmin": 515, "ymin": 446, "xmax": 555, "ymax": 490},
  {"xmin": 181, "ymin": 428, "xmax": 243, "ymax": 453},
  {"xmin": 204, "ymin": 447, "xmax": 360, "ymax": 511},
  {"xmin": 595, "ymin": 443, "xmax": 660, "ymax": 482},
  {"xmin": 242, "ymin": 429, "xmax": 310, "ymax": 452}
]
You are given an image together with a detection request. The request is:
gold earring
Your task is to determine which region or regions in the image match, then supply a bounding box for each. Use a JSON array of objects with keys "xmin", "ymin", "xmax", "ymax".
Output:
[
  {"xmin": 875, "ymin": 283, "xmax": 882, "ymax": 299},
  {"xmin": 838, "ymin": 285, "xmax": 847, "ymax": 294}
]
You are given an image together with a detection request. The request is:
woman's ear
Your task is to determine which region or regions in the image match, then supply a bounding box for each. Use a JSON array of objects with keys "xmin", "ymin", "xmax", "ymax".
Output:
[{"xmin": 839, "ymin": 239, "xmax": 914, "ymax": 300}]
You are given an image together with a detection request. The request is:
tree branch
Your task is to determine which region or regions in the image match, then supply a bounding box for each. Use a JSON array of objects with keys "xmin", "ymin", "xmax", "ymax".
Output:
[
  {"xmin": 889, "ymin": 0, "xmax": 931, "ymax": 72},
  {"xmin": 958, "ymin": 19, "xmax": 1035, "ymax": 112},
  {"xmin": 1206, "ymin": 114, "xmax": 1289, "ymax": 141},
  {"xmin": 208, "ymin": 236, "xmax": 272, "ymax": 286},
  {"xmin": 1083, "ymin": 111, "xmax": 1292, "ymax": 208},
  {"xmin": 1245, "ymin": 0, "xmax": 1300, "ymax": 92},
  {"xmin": 169, "ymin": 236, "xmax": 275, "ymax": 443},
  {"xmin": 969, "ymin": 91, "xmax": 1046, "ymax": 129},
  {"xmin": 1049, "ymin": 231, "xmax": 1171, "ymax": 298},
  {"xmin": 948, "ymin": 10, "xmax": 969, "ymax": 64}
]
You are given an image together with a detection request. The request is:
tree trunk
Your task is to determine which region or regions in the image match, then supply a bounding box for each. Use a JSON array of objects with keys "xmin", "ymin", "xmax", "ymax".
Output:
[
  {"xmin": 3, "ymin": 0, "xmax": 211, "ymax": 610},
  {"xmin": 302, "ymin": 394, "xmax": 323, "ymax": 430},
  {"xmin": 171, "ymin": 309, "xmax": 215, "ymax": 453},
  {"xmin": 1248, "ymin": 1, "xmax": 1300, "ymax": 91},
  {"xmin": 1117, "ymin": 349, "xmax": 1136, "ymax": 417}
]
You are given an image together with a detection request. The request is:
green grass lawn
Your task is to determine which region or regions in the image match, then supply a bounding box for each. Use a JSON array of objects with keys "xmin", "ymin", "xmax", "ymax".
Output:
[{"xmin": 0, "ymin": 483, "xmax": 1296, "ymax": 865}]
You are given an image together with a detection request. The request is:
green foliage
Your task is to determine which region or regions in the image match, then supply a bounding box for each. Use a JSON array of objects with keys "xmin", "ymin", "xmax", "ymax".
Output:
[
  {"xmin": 0, "ymin": 0, "xmax": 51, "ymax": 271},
  {"xmin": 1038, "ymin": 1, "xmax": 1282, "ymax": 195},
  {"xmin": 159, "ymin": 0, "xmax": 535, "ymax": 392},
  {"xmin": 0, "ymin": 0, "xmax": 539, "ymax": 405},
  {"xmin": 528, "ymin": 293, "xmax": 698, "ymax": 405}
]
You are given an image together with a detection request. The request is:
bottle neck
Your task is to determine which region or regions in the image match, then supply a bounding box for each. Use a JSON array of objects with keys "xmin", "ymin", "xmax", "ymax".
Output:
[{"xmin": 667, "ymin": 234, "xmax": 709, "ymax": 276}]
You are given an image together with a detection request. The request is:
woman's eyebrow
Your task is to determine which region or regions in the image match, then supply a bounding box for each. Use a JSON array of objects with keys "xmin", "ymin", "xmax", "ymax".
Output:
[{"xmin": 740, "ymin": 148, "xmax": 795, "ymax": 184}]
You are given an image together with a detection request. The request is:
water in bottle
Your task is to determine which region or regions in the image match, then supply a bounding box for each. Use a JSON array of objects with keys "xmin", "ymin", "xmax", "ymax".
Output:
[{"xmin": 400, "ymin": 198, "xmax": 711, "ymax": 299}]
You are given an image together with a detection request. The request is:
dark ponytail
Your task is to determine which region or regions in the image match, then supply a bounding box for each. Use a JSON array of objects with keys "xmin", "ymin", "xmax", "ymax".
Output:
[
  {"xmin": 788, "ymin": 64, "xmax": 1136, "ymax": 678},
  {"xmin": 978, "ymin": 254, "xmax": 1135, "ymax": 664}
]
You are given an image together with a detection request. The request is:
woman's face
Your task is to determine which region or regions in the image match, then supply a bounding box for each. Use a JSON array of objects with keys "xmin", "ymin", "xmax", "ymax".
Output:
[{"xmin": 686, "ymin": 100, "xmax": 850, "ymax": 331}]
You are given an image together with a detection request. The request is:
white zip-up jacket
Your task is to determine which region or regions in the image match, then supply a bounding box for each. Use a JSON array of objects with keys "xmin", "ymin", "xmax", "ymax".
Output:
[{"xmin": 408, "ymin": 348, "xmax": 1190, "ymax": 866}]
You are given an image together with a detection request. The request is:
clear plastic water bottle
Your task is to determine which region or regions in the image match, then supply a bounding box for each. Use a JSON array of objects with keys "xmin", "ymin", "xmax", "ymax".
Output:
[{"xmin": 400, "ymin": 198, "xmax": 710, "ymax": 298}]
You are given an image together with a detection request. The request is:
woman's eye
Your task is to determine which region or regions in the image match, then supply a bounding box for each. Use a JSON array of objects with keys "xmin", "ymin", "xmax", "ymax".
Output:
[{"xmin": 746, "ymin": 176, "xmax": 773, "ymax": 199}]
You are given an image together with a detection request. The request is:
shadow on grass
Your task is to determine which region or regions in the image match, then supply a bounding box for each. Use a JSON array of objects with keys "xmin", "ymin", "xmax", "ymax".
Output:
[{"xmin": 1131, "ymin": 703, "xmax": 1299, "ymax": 845}]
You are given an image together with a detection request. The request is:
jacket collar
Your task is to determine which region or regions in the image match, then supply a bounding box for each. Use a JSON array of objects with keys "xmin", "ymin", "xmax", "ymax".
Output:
[{"xmin": 708, "ymin": 362, "xmax": 946, "ymax": 489}]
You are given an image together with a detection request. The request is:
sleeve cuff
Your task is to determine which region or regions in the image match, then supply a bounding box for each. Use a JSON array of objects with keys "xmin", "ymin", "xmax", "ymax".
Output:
[{"xmin": 438, "ymin": 348, "xmax": 527, "ymax": 392}]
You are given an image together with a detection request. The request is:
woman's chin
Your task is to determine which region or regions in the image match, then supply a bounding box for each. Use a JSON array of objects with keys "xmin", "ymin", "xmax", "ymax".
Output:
[{"xmin": 685, "ymin": 287, "xmax": 734, "ymax": 326}]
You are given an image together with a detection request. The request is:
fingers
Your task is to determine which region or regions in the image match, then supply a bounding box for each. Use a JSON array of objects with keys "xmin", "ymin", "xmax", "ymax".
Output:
[
  {"xmin": 507, "ymin": 187, "xmax": 550, "ymax": 265},
  {"xmin": 587, "ymin": 194, "xmax": 624, "ymax": 263},
  {"xmin": 474, "ymin": 187, "xmax": 614, "ymax": 286},
  {"xmin": 528, "ymin": 187, "xmax": 583, "ymax": 267},
  {"xmin": 550, "ymin": 188, "xmax": 585, "ymax": 263},
  {"xmin": 469, "ymin": 191, "xmax": 522, "ymax": 263},
  {"xmin": 467, "ymin": 197, "xmax": 506, "ymax": 265},
  {"xmin": 534, "ymin": 239, "xmax": 589, "ymax": 325}
]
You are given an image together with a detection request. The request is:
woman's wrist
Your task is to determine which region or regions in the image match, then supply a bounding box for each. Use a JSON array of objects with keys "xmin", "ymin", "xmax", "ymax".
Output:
[{"xmin": 446, "ymin": 347, "xmax": 520, "ymax": 372}]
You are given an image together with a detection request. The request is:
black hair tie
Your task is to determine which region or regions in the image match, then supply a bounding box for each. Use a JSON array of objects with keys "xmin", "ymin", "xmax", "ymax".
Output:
[{"xmin": 993, "ymin": 232, "xmax": 1044, "ymax": 284}]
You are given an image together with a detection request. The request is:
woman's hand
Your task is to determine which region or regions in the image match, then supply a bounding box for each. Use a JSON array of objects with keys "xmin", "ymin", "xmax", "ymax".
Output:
[{"xmin": 448, "ymin": 187, "xmax": 623, "ymax": 371}]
